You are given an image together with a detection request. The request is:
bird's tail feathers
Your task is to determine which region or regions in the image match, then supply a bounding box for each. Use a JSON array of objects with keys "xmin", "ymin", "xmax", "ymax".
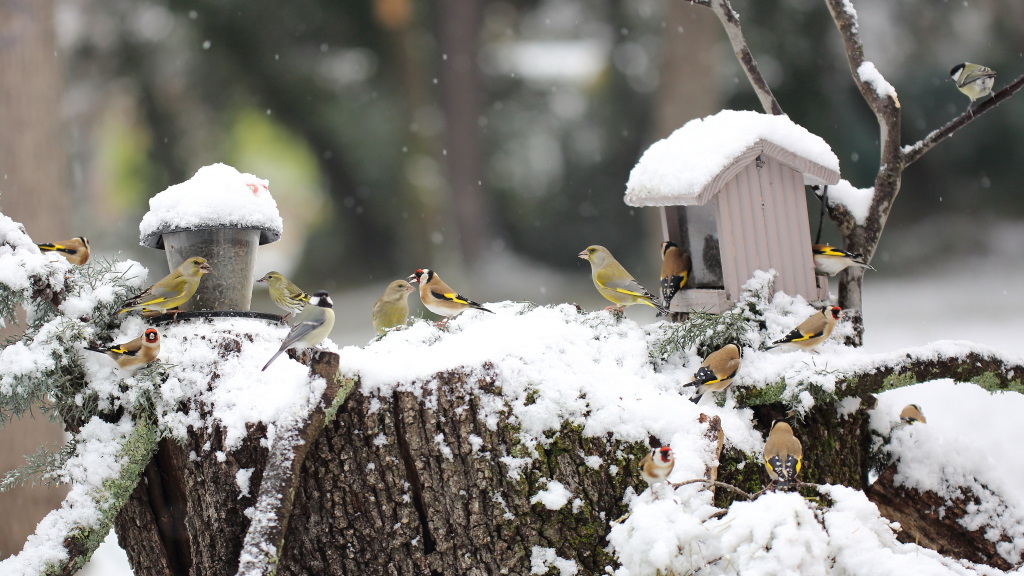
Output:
[{"xmin": 262, "ymin": 349, "xmax": 285, "ymax": 371}]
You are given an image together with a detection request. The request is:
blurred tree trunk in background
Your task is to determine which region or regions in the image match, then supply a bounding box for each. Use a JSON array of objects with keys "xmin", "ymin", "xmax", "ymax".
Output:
[
  {"xmin": 434, "ymin": 0, "xmax": 495, "ymax": 265},
  {"xmin": 0, "ymin": 0, "xmax": 70, "ymax": 558},
  {"xmin": 376, "ymin": 0, "xmax": 454, "ymax": 269},
  {"xmin": 644, "ymin": 3, "xmax": 721, "ymax": 269}
]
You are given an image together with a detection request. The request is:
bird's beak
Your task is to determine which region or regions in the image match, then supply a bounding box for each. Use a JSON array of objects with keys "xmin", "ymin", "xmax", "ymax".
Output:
[
  {"xmin": 407, "ymin": 274, "xmax": 418, "ymax": 283},
  {"xmin": 577, "ymin": 250, "xmax": 588, "ymax": 260},
  {"xmin": 202, "ymin": 264, "xmax": 213, "ymax": 273}
]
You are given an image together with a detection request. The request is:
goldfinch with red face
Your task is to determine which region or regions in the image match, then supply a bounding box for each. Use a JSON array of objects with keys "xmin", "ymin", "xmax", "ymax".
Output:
[
  {"xmin": 950, "ymin": 62, "xmax": 996, "ymax": 110},
  {"xmin": 684, "ymin": 343, "xmax": 741, "ymax": 403},
  {"xmin": 85, "ymin": 328, "xmax": 160, "ymax": 371},
  {"xmin": 578, "ymin": 245, "xmax": 667, "ymax": 315},
  {"xmin": 262, "ymin": 290, "xmax": 335, "ymax": 371},
  {"xmin": 118, "ymin": 257, "xmax": 212, "ymax": 316},
  {"xmin": 812, "ymin": 244, "xmax": 873, "ymax": 277},
  {"xmin": 37, "ymin": 236, "xmax": 90, "ymax": 265},
  {"xmin": 764, "ymin": 421, "xmax": 802, "ymax": 489},
  {"xmin": 899, "ymin": 404, "xmax": 926, "ymax": 424},
  {"xmin": 639, "ymin": 446, "xmax": 675, "ymax": 487},
  {"xmin": 767, "ymin": 306, "xmax": 842, "ymax": 352},
  {"xmin": 660, "ymin": 241, "xmax": 691, "ymax": 312},
  {"xmin": 407, "ymin": 268, "xmax": 493, "ymax": 322}
]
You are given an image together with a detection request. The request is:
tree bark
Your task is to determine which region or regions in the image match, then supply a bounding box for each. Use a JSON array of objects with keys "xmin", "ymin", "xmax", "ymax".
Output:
[{"xmin": 867, "ymin": 464, "xmax": 1015, "ymax": 570}]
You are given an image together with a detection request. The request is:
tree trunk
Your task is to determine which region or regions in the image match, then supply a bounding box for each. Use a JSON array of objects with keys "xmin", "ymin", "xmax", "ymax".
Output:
[
  {"xmin": 866, "ymin": 464, "xmax": 1015, "ymax": 571},
  {"xmin": 115, "ymin": 358, "xmax": 644, "ymax": 575}
]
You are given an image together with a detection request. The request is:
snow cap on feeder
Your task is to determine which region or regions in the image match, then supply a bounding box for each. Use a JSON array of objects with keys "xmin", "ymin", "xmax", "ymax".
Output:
[
  {"xmin": 624, "ymin": 110, "xmax": 840, "ymax": 314},
  {"xmin": 139, "ymin": 163, "xmax": 283, "ymax": 312}
]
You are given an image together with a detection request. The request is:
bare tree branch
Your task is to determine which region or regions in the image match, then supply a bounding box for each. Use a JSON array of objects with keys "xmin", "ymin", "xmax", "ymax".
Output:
[{"xmin": 903, "ymin": 72, "xmax": 1024, "ymax": 166}]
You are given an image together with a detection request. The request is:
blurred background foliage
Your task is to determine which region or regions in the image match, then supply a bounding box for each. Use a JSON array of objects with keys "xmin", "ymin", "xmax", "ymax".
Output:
[{"xmin": 55, "ymin": 0, "xmax": 1024, "ymax": 311}]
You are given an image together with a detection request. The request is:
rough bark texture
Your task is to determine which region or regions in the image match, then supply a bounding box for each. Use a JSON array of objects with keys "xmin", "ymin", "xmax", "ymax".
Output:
[
  {"xmin": 278, "ymin": 368, "xmax": 639, "ymax": 576},
  {"xmin": 867, "ymin": 464, "xmax": 1014, "ymax": 571}
]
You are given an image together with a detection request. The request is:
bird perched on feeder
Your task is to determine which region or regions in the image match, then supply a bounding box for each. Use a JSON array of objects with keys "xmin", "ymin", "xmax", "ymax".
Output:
[
  {"xmin": 639, "ymin": 446, "xmax": 675, "ymax": 487},
  {"xmin": 262, "ymin": 290, "xmax": 335, "ymax": 371},
  {"xmin": 811, "ymin": 244, "xmax": 874, "ymax": 277},
  {"xmin": 85, "ymin": 328, "xmax": 160, "ymax": 371},
  {"xmin": 257, "ymin": 271, "xmax": 310, "ymax": 320},
  {"xmin": 950, "ymin": 62, "xmax": 996, "ymax": 112},
  {"xmin": 578, "ymin": 245, "xmax": 667, "ymax": 315},
  {"xmin": 659, "ymin": 241, "xmax": 691, "ymax": 313},
  {"xmin": 683, "ymin": 343, "xmax": 742, "ymax": 403},
  {"xmin": 37, "ymin": 236, "xmax": 90, "ymax": 266},
  {"xmin": 118, "ymin": 257, "xmax": 212, "ymax": 317},
  {"xmin": 899, "ymin": 404, "xmax": 927, "ymax": 424},
  {"xmin": 372, "ymin": 279, "xmax": 416, "ymax": 334},
  {"xmin": 767, "ymin": 306, "xmax": 842, "ymax": 352},
  {"xmin": 407, "ymin": 268, "xmax": 492, "ymax": 324},
  {"xmin": 764, "ymin": 421, "xmax": 802, "ymax": 489}
]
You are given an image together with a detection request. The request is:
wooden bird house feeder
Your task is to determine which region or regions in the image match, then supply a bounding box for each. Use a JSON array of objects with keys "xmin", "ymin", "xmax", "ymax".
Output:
[
  {"xmin": 139, "ymin": 163, "xmax": 284, "ymax": 314},
  {"xmin": 625, "ymin": 110, "xmax": 840, "ymax": 314}
]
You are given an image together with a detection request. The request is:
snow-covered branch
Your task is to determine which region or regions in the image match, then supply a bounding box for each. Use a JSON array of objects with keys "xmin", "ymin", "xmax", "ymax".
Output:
[
  {"xmin": 903, "ymin": 72, "xmax": 1024, "ymax": 166},
  {"xmin": 737, "ymin": 341, "xmax": 1023, "ymax": 410},
  {"xmin": 0, "ymin": 417, "xmax": 158, "ymax": 576}
]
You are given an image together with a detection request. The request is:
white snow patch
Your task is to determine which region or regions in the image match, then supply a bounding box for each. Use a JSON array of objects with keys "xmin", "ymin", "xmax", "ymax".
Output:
[
  {"xmin": 530, "ymin": 546, "xmax": 579, "ymax": 576},
  {"xmin": 138, "ymin": 163, "xmax": 283, "ymax": 246},
  {"xmin": 624, "ymin": 109, "xmax": 839, "ymax": 207},
  {"xmin": 530, "ymin": 479, "xmax": 572, "ymax": 511},
  {"xmin": 826, "ymin": 178, "xmax": 874, "ymax": 225},
  {"xmin": 150, "ymin": 316, "xmax": 332, "ymax": 450},
  {"xmin": 857, "ymin": 61, "xmax": 898, "ymax": 101},
  {"xmin": 236, "ymin": 468, "xmax": 254, "ymax": 498}
]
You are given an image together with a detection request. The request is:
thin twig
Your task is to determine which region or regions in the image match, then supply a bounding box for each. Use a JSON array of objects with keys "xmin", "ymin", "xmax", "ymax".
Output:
[{"xmin": 670, "ymin": 478, "xmax": 755, "ymax": 501}]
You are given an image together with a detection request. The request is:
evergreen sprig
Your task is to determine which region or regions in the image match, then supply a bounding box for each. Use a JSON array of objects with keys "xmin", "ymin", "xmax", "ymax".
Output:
[
  {"xmin": 0, "ymin": 440, "xmax": 76, "ymax": 492},
  {"xmin": 650, "ymin": 271, "xmax": 775, "ymax": 364}
]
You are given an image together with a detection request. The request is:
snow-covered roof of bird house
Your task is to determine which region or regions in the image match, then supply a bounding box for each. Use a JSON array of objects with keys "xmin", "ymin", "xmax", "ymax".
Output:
[
  {"xmin": 139, "ymin": 163, "xmax": 284, "ymax": 249},
  {"xmin": 623, "ymin": 110, "xmax": 840, "ymax": 207}
]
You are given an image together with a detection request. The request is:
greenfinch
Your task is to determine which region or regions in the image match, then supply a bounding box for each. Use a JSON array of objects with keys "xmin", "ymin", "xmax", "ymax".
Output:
[
  {"xmin": 812, "ymin": 244, "xmax": 873, "ymax": 276},
  {"xmin": 767, "ymin": 306, "xmax": 842, "ymax": 352},
  {"xmin": 578, "ymin": 245, "xmax": 666, "ymax": 314},
  {"xmin": 763, "ymin": 421, "xmax": 802, "ymax": 488},
  {"xmin": 659, "ymin": 241, "xmax": 691, "ymax": 312},
  {"xmin": 684, "ymin": 343, "xmax": 741, "ymax": 403},
  {"xmin": 899, "ymin": 404, "xmax": 926, "ymax": 424},
  {"xmin": 118, "ymin": 256, "xmax": 212, "ymax": 316},
  {"xmin": 85, "ymin": 328, "xmax": 160, "ymax": 371},
  {"xmin": 37, "ymin": 236, "xmax": 90, "ymax": 265},
  {"xmin": 262, "ymin": 290, "xmax": 335, "ymax": 371},
  {"xmin": 257, "ymin": 271, "xmax": 310, "ymax": 319},
  {"xmin": 639, "ymin": 446, "xmax": 675, "ymax": 487},
  {"xmin": 372, "ymin": 279, "xmax": 415, "ymax": 334},
  {"xmin": 407, "ymin": 268, "xmax": 493, "ymax": 324}
]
